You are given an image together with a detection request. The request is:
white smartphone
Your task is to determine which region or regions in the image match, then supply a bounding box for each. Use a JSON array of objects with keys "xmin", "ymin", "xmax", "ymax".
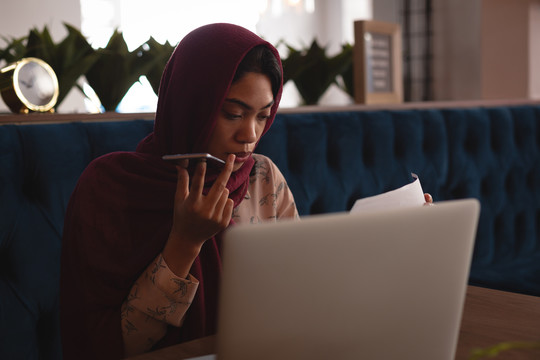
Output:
[{"xmin": 162, "ymin": 153, "xmax": 226, "ymax": 166}]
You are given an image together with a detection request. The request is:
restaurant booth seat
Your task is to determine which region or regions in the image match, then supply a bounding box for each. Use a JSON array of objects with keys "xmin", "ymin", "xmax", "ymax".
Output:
[{"xmin": 1, "ymin": 101, "xmax": 539, "ymax": 359}]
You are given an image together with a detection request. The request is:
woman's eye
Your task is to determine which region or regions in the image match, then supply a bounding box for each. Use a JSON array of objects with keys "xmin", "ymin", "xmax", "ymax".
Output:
[
  {"xmin": 225, "ymin": 112, "xmax": 242, "ymax": 120},
  {"xmin": 258, "ymin": 114, "xmax": 270, "ymax": 122}
]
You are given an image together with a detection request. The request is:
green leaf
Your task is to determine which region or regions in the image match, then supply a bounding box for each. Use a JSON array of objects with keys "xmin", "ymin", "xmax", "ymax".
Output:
[
  {"xmin": 142, "ymin": 37, "xmax": 175, "ymax": 95},
  {"xmin": 25, "ymin": 26, "xmax": 57, "ymax": 66},
  {"xmin": 54, "ymin": 23, "xmax": 99, "ymax": 105},
  {"xmin": 468, "ymin": 341, "xmax": 540, "ymax": 360},
  {"xmin": 337, "ymin": 43, "xmax": 354, "ymax": 98},
  {"xmin": 280, "ymin": 39, "xmax": 353, "ymax": 105},
  {"xmin": 0, "ymin": 36, "xmax": 28, "ymax": 64}
]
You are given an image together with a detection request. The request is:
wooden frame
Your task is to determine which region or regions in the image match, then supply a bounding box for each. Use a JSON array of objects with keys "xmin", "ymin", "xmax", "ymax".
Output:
[{"xmin": 353, "ymin": 20, "xmax": 403, "ymax": 104}]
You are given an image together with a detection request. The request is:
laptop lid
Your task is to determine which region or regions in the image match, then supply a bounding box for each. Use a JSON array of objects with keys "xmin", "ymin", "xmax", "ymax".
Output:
[{"xmin": 216, "ymin": 199, "xmax": 480, "ymax": 360}]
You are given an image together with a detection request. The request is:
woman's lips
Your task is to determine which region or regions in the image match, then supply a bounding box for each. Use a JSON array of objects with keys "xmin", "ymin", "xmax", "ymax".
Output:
[{"xmin": 233, "ymin": 152, "xmax": 252, "ymax": 162}]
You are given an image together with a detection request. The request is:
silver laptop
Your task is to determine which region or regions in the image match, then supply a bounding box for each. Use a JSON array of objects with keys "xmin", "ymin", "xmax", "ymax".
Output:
[{"xmin": 214, "ymin": 199, "xmax": 480, "ymax": 360}]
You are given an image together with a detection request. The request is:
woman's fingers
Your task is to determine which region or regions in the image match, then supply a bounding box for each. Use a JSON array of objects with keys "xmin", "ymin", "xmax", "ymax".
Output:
[
  {"xmin": 206, "ymin": 154, "xmax": 235, "ymax": 203},
  {"xmin": 175, "ymin": 165, "xmax": 190, "ymax": 203},
  {"xmin": 221, "ymin": 198, "xmax": 235, "ymax": 227},
  {"xmin": 188, "ymin": 160, "xmax": 207, "ymax": 199},
  {"xmin": 214, "ymin": 188, "xmax": 232, "ymax": 224},
  {"xmin": 170, "ymin": 155, "xmax": 237, "ymax": 245},
  {"xmin": 177, "ymin": 155, "xmax": 235, "ymax": 225},
  {"xmin": 205, "ymin": 155, "xmax": 235, "ymax": 225}
]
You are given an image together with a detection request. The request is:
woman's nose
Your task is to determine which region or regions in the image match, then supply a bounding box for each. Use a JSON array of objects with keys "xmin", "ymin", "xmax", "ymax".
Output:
[{"xmin": 237, "ymin": 118, "xmax": 258, "ymax": 143}]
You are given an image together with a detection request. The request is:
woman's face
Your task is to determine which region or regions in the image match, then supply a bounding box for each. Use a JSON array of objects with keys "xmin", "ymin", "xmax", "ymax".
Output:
[{"xmin": 206, "ymin": 72, "xmax": 274, "ymax": 171}]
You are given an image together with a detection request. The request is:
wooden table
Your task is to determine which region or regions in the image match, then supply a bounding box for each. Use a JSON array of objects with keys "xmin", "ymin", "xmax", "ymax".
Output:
[
  {"xmin": 126, "ymin": 286, "xmax": 540, "ymax": 360},
  {"xmin": 455, "ymin": 286, "xmax": 540, "ymax": 359},
  {"xmin": 126, "ymin": 336, "xmax": 216, "ymax": 360}
]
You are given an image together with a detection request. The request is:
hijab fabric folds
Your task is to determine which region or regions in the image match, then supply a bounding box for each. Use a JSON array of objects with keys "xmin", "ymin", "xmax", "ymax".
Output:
[{"xmin": 60, "ymin": 23, "xmax": 283, "ymax": 359}]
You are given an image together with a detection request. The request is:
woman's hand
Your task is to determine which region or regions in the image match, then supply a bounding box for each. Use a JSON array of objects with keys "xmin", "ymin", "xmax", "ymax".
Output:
[
  {"xmin": 163, "ymin": 154, "xmax": 235, "ymax": 277},
  {"xmin": 424, "ymin": 193, "xmax": 434, "ymax": 206}
]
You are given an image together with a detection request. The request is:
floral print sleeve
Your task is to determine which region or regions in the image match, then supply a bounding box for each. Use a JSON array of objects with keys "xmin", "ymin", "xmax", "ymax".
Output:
[
  {"xmin": 233, "ymin": 154, "xmax": 299, "ymax": 224},
  {"xmin": 121, "ymin": 253, "xmax": 198, "ymax": 356}
]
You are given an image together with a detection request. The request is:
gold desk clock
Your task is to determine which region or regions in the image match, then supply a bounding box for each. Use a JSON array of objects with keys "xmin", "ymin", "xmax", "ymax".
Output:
[{"xmin": 0, "ymin": 57, "xmax": 59, "ymax": 114}]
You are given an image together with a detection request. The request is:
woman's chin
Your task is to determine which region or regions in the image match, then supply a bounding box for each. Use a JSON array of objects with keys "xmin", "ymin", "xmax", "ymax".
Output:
[{"xmin": 232, "ymin": 163, "xmax": 244, "ymax": 172}]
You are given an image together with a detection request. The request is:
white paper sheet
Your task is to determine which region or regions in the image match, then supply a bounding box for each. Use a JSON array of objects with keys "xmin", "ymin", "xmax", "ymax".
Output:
[{"xmin": 350, "ymin": 174, "xmax": 425, "ymax": 213}]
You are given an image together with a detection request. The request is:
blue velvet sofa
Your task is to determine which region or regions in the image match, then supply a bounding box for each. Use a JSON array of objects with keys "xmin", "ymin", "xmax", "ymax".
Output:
[{"xmin": 1, "ymin": 100, "xmax": 539, "ymax": 359}]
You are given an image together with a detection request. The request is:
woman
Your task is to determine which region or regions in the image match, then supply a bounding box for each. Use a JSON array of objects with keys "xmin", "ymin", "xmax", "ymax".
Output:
[{"xmin": 60, "ymin": 23, "xmax": 298, "ymax": 359}]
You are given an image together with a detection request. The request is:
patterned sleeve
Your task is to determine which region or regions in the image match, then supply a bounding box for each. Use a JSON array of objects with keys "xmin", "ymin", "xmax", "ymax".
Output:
[
  {"xmin": 244, "ymin": 155, "xmax": 299, "ymax": 222},
  {"xmin": 121, "ymin": 253, "xmax": 198, "ymax": 356},
  {"xmin": 271, "ymin": 162, "xmax": 300, "ymax": 220}
]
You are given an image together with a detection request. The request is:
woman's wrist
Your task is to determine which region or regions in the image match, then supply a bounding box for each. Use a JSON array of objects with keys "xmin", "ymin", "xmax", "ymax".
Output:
[{"xmin": 162, "ymin": 233, "xmax": 202, "ymax": 278}]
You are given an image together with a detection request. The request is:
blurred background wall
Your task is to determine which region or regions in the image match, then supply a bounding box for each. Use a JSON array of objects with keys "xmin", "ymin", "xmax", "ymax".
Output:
[{"xmin": 1, "ymin": 0, "xmax": 539, "ymax": 113}]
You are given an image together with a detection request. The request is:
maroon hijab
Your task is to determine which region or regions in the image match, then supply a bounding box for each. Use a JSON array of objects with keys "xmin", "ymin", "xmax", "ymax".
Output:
[{"xmin": 60, "ymin": 23, "xmax": 283, "ymax": 359}]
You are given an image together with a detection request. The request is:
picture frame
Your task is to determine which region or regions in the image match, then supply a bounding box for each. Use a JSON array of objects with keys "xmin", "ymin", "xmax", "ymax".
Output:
[{"xmin": 353, "ymin": 20, "xmax": 403, "ymax": 104}]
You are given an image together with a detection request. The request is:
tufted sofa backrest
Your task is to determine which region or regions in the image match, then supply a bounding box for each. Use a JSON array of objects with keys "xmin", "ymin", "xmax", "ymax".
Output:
[
  {"xmin": 0, "ymin": 104, "xmax": 539, "ymax": 359},
  {"xmin": 0, "ymin": 120, "xmax": 154, "ymax": 359},
  {"xmin": 259, "ymin": 107, "xmax": 540, "ymax": 297}
]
